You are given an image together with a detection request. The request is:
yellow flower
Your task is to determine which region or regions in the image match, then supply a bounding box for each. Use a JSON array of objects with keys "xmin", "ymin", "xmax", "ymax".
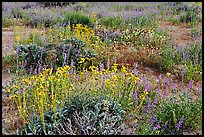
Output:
[
  {"xmin": 121, "ymin": 66, "xmax": 127, "ymax": 73},
  {"xmin": 104, "ymin": 79, "xmax": 111, "ymax": 84},
  {"xmin": 7, "ymin": 88, "xmax": 11, "ymax": 93},
  {"xmin": 112, "ymin": 75, "xmax": 118, "ymax": 81},
  {"xmin": 111, "ymin": 82, "xmax": 115, "ymax": 87},
  {"xmin": 64, "ymin": 65, "xmax": 70, "ymax": 71},
  {"xmin": 39, "ymin": 91, "xmax": 45, "ymax": 96},
  {"xmin": 79, "ymin": 58, "xmax": 86, "ymax": 64},
  {"xmin": 134, "ymin": 76, "xmax": 141, "ymax": 82},
  {"xmin": 15, "ymin": 36, "xmax": 20, "ymax": 42},
  {"xmin": 140, "ymin": 95, "xmax": 145, "ymax": 100},
  {"xmin": 145, "ymin": 92, "xmax": 149, "ymax": 95},
  {"xmin": 70, "ymin": 84, "xmax": 73, "ymax": 87}
]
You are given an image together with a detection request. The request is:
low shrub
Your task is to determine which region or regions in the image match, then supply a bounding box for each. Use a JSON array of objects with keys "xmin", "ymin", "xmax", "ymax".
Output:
[
  {"xmin": 17, "ymin": 94, "xmax": 127, "ymax": 135},
  {"xmin": 63, "ymin": 12, "xmax": 94, "ymax": 29}
]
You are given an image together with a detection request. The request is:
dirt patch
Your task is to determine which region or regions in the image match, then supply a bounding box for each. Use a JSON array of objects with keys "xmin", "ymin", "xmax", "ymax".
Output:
[{"xmin": 159, "ymin": 21, "xmax": 202, "ymax": 49}]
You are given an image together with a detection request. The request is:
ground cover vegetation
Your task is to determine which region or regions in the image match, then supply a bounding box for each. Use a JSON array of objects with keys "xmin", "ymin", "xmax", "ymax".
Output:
[{"xmin": 2, "ymin": 2, "xmax": 202, "ymax": 135}]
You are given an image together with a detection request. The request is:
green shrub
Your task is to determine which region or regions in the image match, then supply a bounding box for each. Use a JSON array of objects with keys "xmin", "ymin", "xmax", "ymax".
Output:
[
  {"xmin": 17, "ymin": 94, "xmax": 127, "ymax": 135},
  {"xmin": 63, "ymin": 12, "xmax": 94, "ymax": 29},
  {"xmin": 16, "ymin": 37, "xmax": 97, "ymax": 73},
  {"xmin": 100, "ymin": 16, "xmax": 124, "ymax": 28}
]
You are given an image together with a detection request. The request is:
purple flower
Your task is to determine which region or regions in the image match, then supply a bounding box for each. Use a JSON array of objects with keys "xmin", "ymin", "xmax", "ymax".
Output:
[
  {"xmin": 170, "ymin": 39, "xmax": 172, "ymax": 46},
  {"xmin": 153, "ymin": 122, "xmax": 161, "ymax": 130},
  {"xmin": 99, "ymin": 62, "xmax": 104, "ymax": 72},
  {"xmin": 142, "ymin": 77, "xmax": 146, "ymax": 85},
  {"xmin": 198, "ymin": 31, "xmax": 200, "ymax": 37},
  {"xmin": 145, "ymin": 101, "xmax": 151, "ymax": 113},
  {"xmin": 158, "ymin": 74, "xmax": 162, "ymax": 83},
  {"xmin": 38, "ymin": 64, "xmax": 42, "ymax": 74},
  {"xmin": 107, "ymin": 59, "xmax": 110, "ymax": 69},
  {"xmin": 78, "ymin": 49, "xmax": 81, "ymax": 54},
  {"xmin": 70, "ymin": 60, "xmax": 74, "ymax": 69},
  {"xmin": 175, "ymin": 116, "xmax": 184, "ymax": 129},
  {"xmin": 145, "ymin": 84, "xmax": 151, "ymax": 92},
  {"xmin": 16, "ymin": 46, "xmax": 20, "ymax": 55},
  {"xmin": 164, "ymin": 122, "xmax": 168, "ymax": 129},
  {"xmin": 181, "ymin": 67, "xmax": 186, "ymax": 82},
  {"xmin": 172, "ymin": 51, "xmax": 175, "ymax": 58},
  {"xmin": 154, "ymin": 97, "xmax": 158, "ymax": 104},
  {"xmin": 195, "ymin": 53, "xmax": 198, "ymax": 64},
  {"xmin": 150, "ymin": 116, "xmax": 156, "ymax": 125},
  {"xmin": 76, "ymin": 74, "xmax": 80, "ymax": 81},
  {"xmin": 133, "ymin": 90, "xmax": 138, "ymax": 103},
  {"xmin": 191, "ymin": 32, "xmax": 195, "ymax": 37},
  {"xmin": 162, "ymin": 90, "xmax": 165, "ymax": 99},
  {"xmin": 21, "ymin": 61, "xmax": 27, "ymax": 68},
  {"xmin": 132, "ymin": 63, "xmax": 138, "ymax": 76},
  {"xmin": 188, "ymin": 80, "xmax": 193, "ymax": 90},
  {"xmin": 30, "ymin": 65, "xmax": 33, "ymax": 74},
  {"xmin": 165, "ymin": 78, "xmax": 169, "ymax": 87},
  {"xmin": 50, "ymin": 64, "xmax": 53, "ymax": 69},
  {"xmin": 133, "ymin": 122, "xmax": 138, "ymax": 128},
  {"xmin": 63, "ymin": 53, "xmax": 67, "ymax": 67},
  {"xmin": 182, "ymin": 51, "xmax": 185, "ymax": 60},
  {"xmin": 34, "ymin": 69, "xmax": 37, "ymax": 75}
]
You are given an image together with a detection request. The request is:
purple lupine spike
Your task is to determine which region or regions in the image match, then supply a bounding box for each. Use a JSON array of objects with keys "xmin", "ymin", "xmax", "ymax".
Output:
[
  {"xmin": 16, "ymin": 46, "xmax": 20, "ymax": 55},
  {"xmin": 188, "ymin": 80, "xmax": 193, "ymax": 90},
  {"xmin": 158, "ymin": 74, "xmax": 162, "ymax": 83},
  {"xmin": 99, "ymin": 62, "xmax": 104, "ymax": 72},
  {"xmin": 182, "ymin": 51, "xmax": 185, "ymax": 60},
  {"xmin": 150, "ymin": 116, "xmax": 156, "ymax": 125},
  {"xmin": 78, "ymin": 49, "xmax": 81, "ymax": 54},
  {"xmin": 165, "ymin": 78, "xmax": 169, "ymax": 90},
  {"xmin": 70, "ymin": 60, "xmax": 74, "ymax": 69},
  {"xmin": 145, "ymin": 101, "xmax": 151, "ymax": 113},
  {"xmin": 76, "ymin": 74, "xmax": 80, "ymax": 81},
  {"xmin": 133, "ymin": 122, "xmax": 138, "ymax": 128},
  {"xmin": 30, "ymin": 65, "xmax": 33, "ymax": 74},
  {"xmin": 38, "ymin": 64, "xmax": 42, "ymax": 74},
  {"xmin": 191, "ymin": 32, "xmax": 195, "ymax": 37},
  {"xmin": 170, "ymin": 39, "xmax": 172, "ymax": 46},
  {"xmin": 181, "ymin": 67, "xmax": 186, "ymax": 83},
  {"xmin": 133, "ymin": 90, "xmax": 138, "ymax": 103},
  {"xmin": 142, "ymin": 77, "xmax": 146, "ymax": 85},
  {"xmin": 21, "ymin": 61, "xmax": 27, "ymax": 68},
  {"xmin": 175, "ymin": 116, "xmax": 184, "ymax": 129},
  {"xmin": 198, "ymin": 31, "xmax": 200, "ymax": 37},
  {"xmin": 154, "ymin": 97, "xmax": 158, "ymax": 104},
  {"xmin": 63, "ymin": 53, "xmax": 67, "ymax": 67},
  {"xmin": 172, "ymin": 50, "xmax": 175, "ymax": 58},
  {"xmin": 107, "ymin": 59, "xmax": 110, "ymax": 69},
  {"xmin": 145, "ymin": 84, "xmax": 151, "ymax": 92},
  {"xmin": 132, "ymin": 63, "xmax": 138, "ymax": 76},
  {"xmin": 153, "ymin": 122, "xmax": 161, "ymax": 130},
  {"xmin": 195, "ymin": 53, "xmax": 198, "ymax": 64},
  {"xmin": 85, "ymin": 70, "xmax": 88, "ymax": 76},
  {"xmin": 162, "ymin": 90, "xmax": 165, "ymax": 99},
  {"xmin": 164, "ymin": 122, "xmax": 168, "ymax": 129},
  {"xmin": 34, "ymin": 68, "xmax": 37, "ymax": 75},
  {"xmin": 173, "ymin": 81, "xmax": 177, "ymax": 93}
]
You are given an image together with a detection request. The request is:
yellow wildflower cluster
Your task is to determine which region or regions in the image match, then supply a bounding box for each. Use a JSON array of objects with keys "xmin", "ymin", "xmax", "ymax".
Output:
[{"xmin": 6, "ymin": 63, "xmax": 144, "ymax": 125}]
